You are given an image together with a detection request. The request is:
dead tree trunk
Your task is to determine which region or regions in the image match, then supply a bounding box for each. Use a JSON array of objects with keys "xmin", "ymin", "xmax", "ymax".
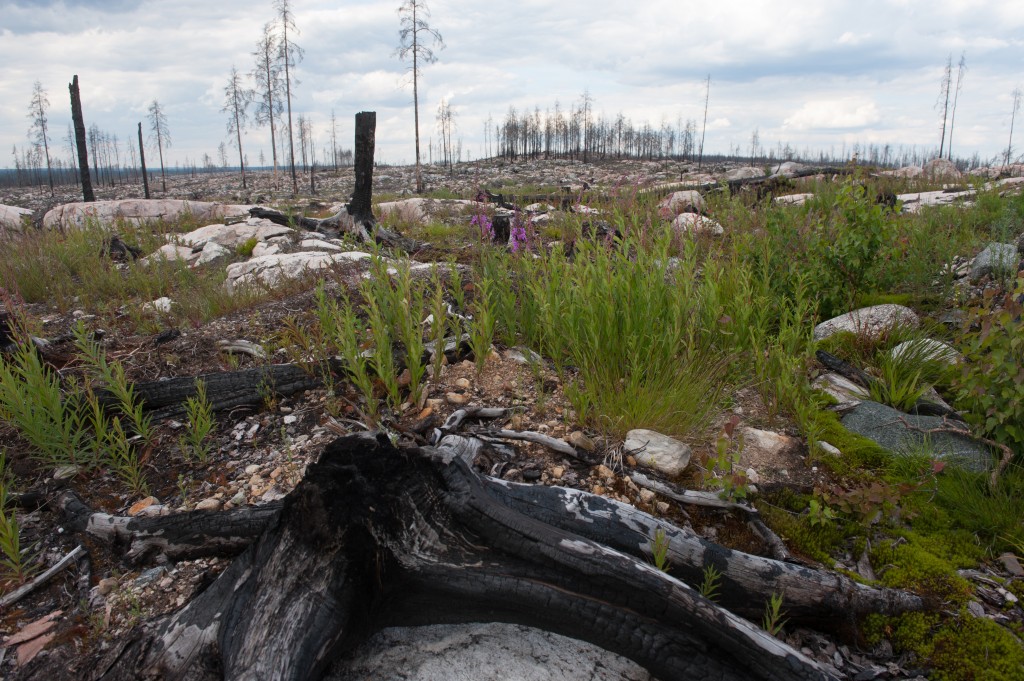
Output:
[
  {"xmin": 69, "ymin": 75, "xmax": 95, "ymax": 202},
  {"xmin": 138, "ymin": 122, "xmax": 150, "ymax": 200},
  {"xmin": 90, "ymin": 432, "xmax": 920, "ymax": 681},
  {"xmin": 347, "ymin": 111, "xmax": 376, "ymax": 231}
]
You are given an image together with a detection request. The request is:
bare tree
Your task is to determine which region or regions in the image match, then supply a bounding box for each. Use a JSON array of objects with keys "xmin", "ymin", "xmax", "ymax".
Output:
[
  {"xmin": 27, "ymin": 81, "xmax": 55, "ymax": 194},
  {"xmin": 329, "ymin": 108, "xmax": 339, "ymax": 170},
  {"xmin": 396, "ymin": 0, "xmax": 444, "ymax": 193},
  {"xmin": 579, "ymin": 89, "xmax": 593, "ymax": 163},
  {"xmin": 223, "ymin": 65, "xmax": 253, "ymax": 187},
  {"xmin": 252, "ymin": 21, "xmax": 283, "ymax": 184},
  {"xmin": 936, "ymin": 54, "xmax": 952, "ymax": 158},
  {"xmin": 698, "ymin": 74, "xmax": 711, "ymax": 170},
  {"xmin": 436, "ymin": 97, "xmax": 455, "ymax": 173},
  {"xmin": 947, "ymin": 52, "xmax": 967, "ymax": 161},
  {"xmin": 275, "ymin": 0, "xmax": 304, "ymax": 195},
  {"xmin": 1006, "ymin": 88, "xmax": 1022, "ymax": 167},
  {"xmin": 147, "ymin": 99, "xmax": 171, "ymax": 192}
]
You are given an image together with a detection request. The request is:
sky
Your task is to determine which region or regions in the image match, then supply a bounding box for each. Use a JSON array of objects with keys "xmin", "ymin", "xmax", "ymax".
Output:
[{"xmin": 2, "ymin": 0, "xmax": 1024, "ymax": 170}]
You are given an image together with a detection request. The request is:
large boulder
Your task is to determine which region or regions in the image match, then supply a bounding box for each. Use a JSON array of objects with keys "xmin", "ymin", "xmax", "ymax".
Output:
[
  {"xmin": 330, "ymin": 622, "xmax": 654, "ymax": 681},
  {"xmin": 888, "ymin": 166, "xmax": 923, "ymax": 179},
  {"xmin": 225, "ymin": 251, "xmax": 372, "ymax": 291},
  {"xmin": 969, "ymin": 242, "xmax": 1018, "ymax": 281},
  {"xmin": 770, "ymin": 161, "xmax": 805, "ymax": 178},
  {"xmin": 176, "ymin": 218, "xmax": 292, "ymax": 250},
  {"xmin": 896, "ymin": 189, "xmax": 975, "ymax": 213},
  {"xmin": 42, "ymin": 199, "xmax": 253, "ymax": 230},
  {"xmin": 671, "ymin": 213, "xmax": 724, "ymax": 236},
  {"xmin": 725, "ymin": 166, "xmax": 764, "ymax": 181},
  {"xmin": 624, "ymin": 429, "xmax": 692, "ymax": 476},
  {"xmin": 774, "ymin": 193, "xmax": 813, "ymax": 206},
  {"xmin": 923, "ymin": 158, "xmax": 962, "ymax": 179},
  {"xmin": 813, "ymin": 304, "xmax": 919, "ymax": 341},
  {"xmin": 841, "ymin": 401, "xmax": 991, "ymax": 472},
  {"xmin": 0, "ymin": 204, "xmax": 32, "ymax": 233},
  {"xmin": 657, "ymin": 190, "xmax": 704, "ymax": 217}
]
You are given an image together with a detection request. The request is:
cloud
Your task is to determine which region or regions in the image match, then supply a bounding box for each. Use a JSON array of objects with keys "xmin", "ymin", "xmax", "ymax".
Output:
[{"xmin": 784, "ymin": 98, "xmax": 882, "ymax": 130}]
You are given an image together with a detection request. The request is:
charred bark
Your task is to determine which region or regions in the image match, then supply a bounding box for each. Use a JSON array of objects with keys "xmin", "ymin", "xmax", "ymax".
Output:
[
  {"xmin": 91, "ymin": 433, "xmax": 924, "ymax": 681},
  {"xmin": 347, "ymin": 112, "xmax": 375, "ymax": 227},
  {"xmin": 138, "ymin": 122, "xmax": 150, "ymax": 200},
  {"xmin": 69, "ymin": 75, "xmax": 95, "ymax": 202}
]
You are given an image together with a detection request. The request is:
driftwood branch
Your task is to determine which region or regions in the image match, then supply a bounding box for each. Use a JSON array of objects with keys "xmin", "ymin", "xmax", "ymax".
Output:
[{"xmin": 0, "ymin": 545, "xmax": 85, "ymax": 609}]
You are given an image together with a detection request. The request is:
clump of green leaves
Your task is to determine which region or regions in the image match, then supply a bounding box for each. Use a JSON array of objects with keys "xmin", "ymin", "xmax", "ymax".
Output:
[
  {"xmin": 650, "ymin": 528, "xmax": 671, "ymax": 572},
  {"xmin": 698, "ymin": 564, "xmax": 722, "ymax": 601},
  {"xmin": 0, "ymin": 452, "xmax": 37, "ymax": 584},
  {"xmin": 761, "ymin": 592, "xmax": 787, "ymax": 637},
  {"xmin": 951, "ymin": 276, "xmax": 1024, "ymax": 458},
  {"xmin": 236, "ymin": 236, "xmax": 259, "ymax": 257},
  {"xmin": 180, "ymin": 379, "xmax": 214, "ymax": 463}
]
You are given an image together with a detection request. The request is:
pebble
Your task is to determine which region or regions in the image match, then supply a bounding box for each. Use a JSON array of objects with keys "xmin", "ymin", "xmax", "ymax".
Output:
[
  {"xmin": 194, "ymin": 498, "xmax": 222, "ymax": 512},
  {"xmin": 639, "ymin": 489, "xmax": 656, "ymax": 504},
  {"xmin": 550, "ymin": 466, "xmax": 564, "ymax": 479},
  {"xmin": 53, "ymin": 464, "xmax": 81, "ymax": 481},
  {"xmin": 592, "ymin": 485, "xmax": 606, "ymax": 496},
  {"xmin": 244, "ymin": 464, "xmax": 261, "ymax": 475},
  {"xmin": 269, "ymin": 467, "xmax": 283, "ymax": 480},
  {"xmin": 567, "ymin": 431, "xmax": 596, "ymax": 452},
  {"xmin": 625, "ymin": 455, "xmax": 637, "ymax": 467},
  {"xmin": 230, "ymin": 491, "xmax": 246, "ymax": 506},
  {"xmin": 594, "ymin": 465, "xmax": 615, "ymax": 481},
  {"xmin": 446, "ymin": 392, "xmax": 470, "ymax": 405},
  {"xmin": 283, "ymin": 414, "xmax": 298, "ymax": 425},
  {"xmin": 128, "ymin": 496, "xmax": 159, "ymax": 516},
  {"xmin": 999, "ymin": 552, "xmax": 1024, "ymax": 577},
  {"xmin": 454, "ymin": 377, "xmax": 472, "ymax": 389},
  {"xmin": 655, "ymin": 501, "xmax": 670, "ymax": 514},
  {"xmin": 97, "ymin": 577, "xmax": 118, "ymax": 596}
]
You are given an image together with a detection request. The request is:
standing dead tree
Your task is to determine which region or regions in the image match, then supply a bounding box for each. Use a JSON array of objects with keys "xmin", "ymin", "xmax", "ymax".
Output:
[
  {"xmin": 27, "ymin": 81, "xmax": 55, "ymax": 195},
  {"xmin": 947, "ymin": 52, "xmax": 967, "ymax": 161},
  {"xmin": 222, "ymin": 65, "xmax": 253, "ymax": 189},
  {"xmin": 252, "ymin": 21, "xmax": 283, "ymax": 185},
  {"xmin": 699, "ymin": 74, "xmax": 711, "ymax": 171},
  {"xmin": 137, "ymin": 122, "xmax": 149, "ymax": 199},
  {"xmin": 275, "ymin": 0, "xmax": 304, "ymax": 196},
  {"xmin": 147, "ymin": 100, "xmax": 170, "ymax": 193},
  {"xmin": 68, "ymin": 75, "xmax": 95, "ymax": 202},
  {"xmin": 1006, "ymin": 88, "xmax": 1021, "ymax": 167},
  {"xmin": 936, "ymin": 54, "xmax": 952, "ymax": 159},
  {"xmin": 396, "ymin": 0, "xmax": 444, "ymax": 194}
]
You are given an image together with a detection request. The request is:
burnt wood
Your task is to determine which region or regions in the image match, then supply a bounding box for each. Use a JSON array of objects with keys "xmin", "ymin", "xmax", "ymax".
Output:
[{"xmin": 88, "ymin": 433, "xmax": 925, "ymax": 680}]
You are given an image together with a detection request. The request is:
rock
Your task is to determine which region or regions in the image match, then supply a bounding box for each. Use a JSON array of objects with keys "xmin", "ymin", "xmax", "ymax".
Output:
[
  {"xmin": 52, "ymin": 464, "xmax": 81, "ymax": 481},
  {"xmin": 230, "ymin": 490, "xmax": 247, "ymax": 506},
  {"xmin": 224, "ymin": 251, "xmax": 371, "ymax": 291},
  {"xmin": 195, "ymin": 241, "xmax": 230, "ymax": 266},
  {"xmin": 888, "ymin": 165, "xmax": 923, "ymax": 179},
  {"xmin": 966, "ymin": 600, "xmax": 986, "ymax": 618},
  {"xmin": 550, "ymin": 466, "xmax": 564, "ymax": 479},
  {"xmin": 298, "ymin": 238, "xmax": 343, "ymax": 251},
  {"xmin": 504, "ymin": 346, "xmax": 543, "ymax": 366},
  {"xmin": 774, "ymin": 193, "xmax": 813, "ymax": 206},
  {"xmin": 97, "ymin": 577, "xmax": 119, "ymax": 596},
  {"xmin": 568, "ymin": 431, "xmax": 597, "ymax": 452},
  {"xmin": 771, "ymin": 161, "xmax": 805, "ymax": 178},
  {"xmin": 657, "ymin": 190, "xmax": 704, "ymax": 217},
  {"xmin": 283, "ymin": 414, "xmax": 298, "ymax": 425},
  {"xmin": 923, "ymin": 157, "xmax": 962, "ymax": 179},
  {"xmin": 128, "ymin": 496, "xmax": 159, "ymax": 516},
  {"xmin": 454, "ymin": 378, "xmax": 472, "ymax": 389},
  {"xmin": 143, "ymin": 297, "xmax": 174, "ymax": 314},
  {"xmin": 655, "ymin": 501, "xmax": 670, "ymax": 514},
  {"xmin": 740, "ymin": 428, "xmax": 800, "ymax": 462},
  {"xmin": 194, "ymin": 498, "xmax": 222, "ymax": 512},
  {"xmin": 671, "ymin": 213, "xmax": 724, "ymax": 236},
  {"xmin": 812, "ymin": 372, "xmax": 869, "ymax": 405},
  {"xmin": 813, "ymin": 304, "xmax": 919, "ymax": 341},
  {"xmin": 969, "ymin": 242, "xmax": 1018, "ymax": 281},
  {"xmin": 328, "ymin": 622, "xmax": 655, "ymax": 681},
  {"xmin": 890, "ymin": 338, "xmax": 962, "ymax": 366},
  {"xmin": 0, "ymin": 203, "xmax": 33, "ymax": 233},
  {"xmin": 141, "ymin": 243, "xmax": 197, "ymax": 266},
  {"xmin": 725, "ymin": 166, "xmax": 764, "ymax": 181},
  {"xmin": 638, "ymin": 488, "xmax": 656, "ymax": 504},
  {"xmin": 446, "ymin": 392, "xmax": 470, "ymax": 406},
  {"xmin": 999, "ymin": 552, "xmax": 1024, "ymax": 577},
  {"xmin": 176, "ymin": 218, "xmax": 291, "ymax": 250},
  {"xmin": 841, "ymin": 401, "xmax": 992, "ymax": 472},
  {"xmin": 377, "ymin": 198, "xmax": 479, "ymax": 224},
  {"xmin": 623, "ymin": 429, "xmax": 692, "ymax": 477},
  {"xmin": 897, "ymin": 188, "xmax": 975, "ymax": 213},
  {"xmin": 43, "ymin": 199, "xmax": 252, "ymax": 230},
  {"xmin": 816, "ymin": 441, "xmax": 842, "ymax": 456}
]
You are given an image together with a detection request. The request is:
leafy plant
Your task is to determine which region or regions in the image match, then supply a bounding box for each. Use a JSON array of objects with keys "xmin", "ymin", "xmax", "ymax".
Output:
[
  {"xmin": 951, "ymin": 276, "xmax": 1024, "ymax": 458},
  {"xmin": 179, "ymin": 379, "xmax": 214, "ymax": 463},
  {"xmin": 0, "ymin": 452, "xmax": 37, "ymax": 584},
  {"xmin": 698, "ymin": 564, "xmax": 722, "ymax": 601},
  {"xmin": 761, "ymin": 592, "xmax": 787, "ymax": 637},
  {"xmin": 650, "ymin": 528, "xmax": 671, "ymax": 572}
]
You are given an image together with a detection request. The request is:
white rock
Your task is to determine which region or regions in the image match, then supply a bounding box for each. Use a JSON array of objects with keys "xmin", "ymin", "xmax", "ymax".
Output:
[
  {"xmin": 726, "ymin": 166, "xmax": 765, "ymax": 181},
  {"xmin": 771, "ymin": 161, "xmax": 805, "ymax": 178},
  {"xmin": 657, "ymin": 190, "xmax": 704, "ymax": 216},
  {"xmin": 43, "ymin": 199, "xmax": 253, "ymax": 230},
  {"xmin": 671, "ymin": 213, "xmax": 724, "ymax": 236},
  {"xmin": 624, "ymin": 429, "xmax": 692, "ymax": 477},
  {"xmin": 812, "ymin": 372, "xmax": 869, "ymax": 404},
  {"xmin": 923, "ymin": 157, "xmax": 962, "ymax": 179},
  {"xmin": 816, "ymin": 441, "xmax": 842, "ymax": 456},
  {"xmin": 774, "ymin": 193, "xmax": 813, "ymax": 206},
  {"xmin": 177, "ymin": 218, "xmax": 291, "ymax": 250},
  {"xmin": 195, "ymin": 241, "xmax": 231, "ymax": 266},
  {"xmin": 143, "ymin": 297, "xmax": 174, "ymax": 314},
  {"xmin": 225, "ymin": 251, "xmax": 372, "ymax": 291},
  {"xmin": 0, "ymin": 203, "xmax": 32, "ymax": 233},
  {"xmin": 194, "ymin": 498, "xmax": 222, "ymax": 512},
  {"xmin": 141, "ymin": 243, "xmax": 196, "ymax": 266},
  {"xmin": 890, "ymin": 338, "xmax": 962, "ymax": 366},
  {"xmin": 812, "ymin": 304, "xmax": 919, "ymax": 341},
  {"xmin": 251, "ymin": 241, "xmax": 281, "ymax": 257},
  {"xmin": 741, "ymin": 427, "xmax": 800, "ymax": 460},
  {"xmin": 299, "ymin": 238, "xmax": 343, "ymax": 251}
]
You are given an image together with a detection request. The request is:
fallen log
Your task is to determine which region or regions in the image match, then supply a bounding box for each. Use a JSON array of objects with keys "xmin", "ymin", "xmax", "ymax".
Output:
[{"xmin": 90, "ymin": 433, "xmax": 923, "ymax": 680}]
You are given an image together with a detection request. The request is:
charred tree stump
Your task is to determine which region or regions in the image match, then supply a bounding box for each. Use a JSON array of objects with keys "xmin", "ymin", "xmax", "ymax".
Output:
[
  {"xmin": 347, "ymin": 111, "xmax": 375, "ymax": 228},
  {"xmin": 91, "ymin": 432, "xmax": 901, "ymax": 681},
  {"xmin": 69, "ymin": 75, "xmax": 95, "ymax": 202}
]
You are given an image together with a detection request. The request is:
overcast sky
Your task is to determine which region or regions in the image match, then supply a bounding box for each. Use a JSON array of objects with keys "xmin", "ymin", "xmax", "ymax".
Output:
[{"xmin": 2, "ymin": 0, "xmax": 1023, "ymax": 170}]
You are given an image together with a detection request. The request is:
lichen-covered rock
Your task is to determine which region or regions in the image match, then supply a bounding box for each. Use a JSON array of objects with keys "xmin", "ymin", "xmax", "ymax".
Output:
[
  {"xmin": 813, "ymin": 304, "xmax": 919, "ymax": 341},
  {"xmin": 225, "ymin": 251, "xmax": 372, "ymax": 290},
  {"xmin": 671, "ymin": 213, "xmax": 723, "ymax": 236},
  {"xmin": 624, "ymin": 429, "xmax": 692, "ymax": 476},
  {"xmin": 657, "ymin": 190, "xmax": 704, "ymax": 217},
  {"xmin": 42, "ymin": 199, "xmax": 253, "ymax": 229},
  {"xmin": 0, "ymin": 203, "xmax": 32, "ymax": 233},
  {"xmin": 969, "ymin": 242, "xmax": 1018, "ymax": 281}
]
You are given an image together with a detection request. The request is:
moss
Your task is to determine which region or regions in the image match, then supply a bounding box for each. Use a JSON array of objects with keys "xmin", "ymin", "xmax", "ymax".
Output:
[
  {"xmin": 870, "ymin": 535, "xmax": 973, "ymax": 604},
  {"xmin": 757, "ymin": 492, "xmax": 847, "ymax": 565},
  {"xmin": 812, "ymin": 410, "xmax": 892, "ymax": 476}
]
